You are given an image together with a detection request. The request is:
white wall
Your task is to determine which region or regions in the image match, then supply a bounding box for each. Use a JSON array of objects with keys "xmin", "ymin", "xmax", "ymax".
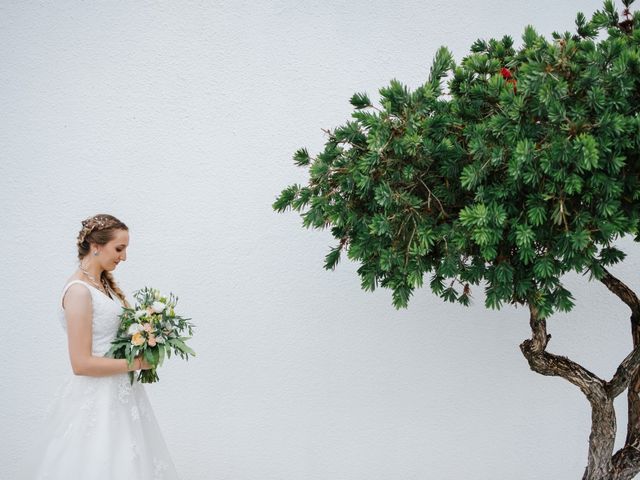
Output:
[{"xmin": 2, "ymin": 1, "xmax": 633, "ymax": 479}]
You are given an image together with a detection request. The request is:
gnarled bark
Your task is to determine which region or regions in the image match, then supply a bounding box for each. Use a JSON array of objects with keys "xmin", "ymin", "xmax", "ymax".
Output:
[
  {"xmin": 600, "ymin": 268, "xmax": 640, "ymax": 480},
  {"xmin": 519, "ymin": 285, "xmax": 640, "ymax": 480},
  {"xmin": 520, "ymin": 304, "xmax": 616, "ymax": 479}
]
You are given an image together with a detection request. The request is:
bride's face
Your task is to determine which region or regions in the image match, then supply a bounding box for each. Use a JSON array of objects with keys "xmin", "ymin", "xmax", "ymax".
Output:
[{"xmin": 97, "ymin": 229, "xmax": 129, "ymax": 271}]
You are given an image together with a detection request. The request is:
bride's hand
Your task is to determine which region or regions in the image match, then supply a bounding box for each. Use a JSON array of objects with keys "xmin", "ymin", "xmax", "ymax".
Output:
[{"xmin": 132, "ymin": 356, "xmax": 153, "ymax": 371}]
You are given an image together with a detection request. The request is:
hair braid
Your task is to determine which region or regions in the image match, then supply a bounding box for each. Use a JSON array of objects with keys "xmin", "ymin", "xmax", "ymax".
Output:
[{"xmin": 102, "ymin": 271, "xmax": 131, "ymax": 308}]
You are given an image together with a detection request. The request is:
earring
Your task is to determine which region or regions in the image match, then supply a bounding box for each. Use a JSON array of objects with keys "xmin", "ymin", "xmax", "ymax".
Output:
[{"xmin": 94, "ymin": 251, "xmax": 99, "ymax": 256}]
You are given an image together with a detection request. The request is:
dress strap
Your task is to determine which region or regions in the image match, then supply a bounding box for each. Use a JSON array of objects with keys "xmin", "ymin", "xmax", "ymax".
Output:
[{"xmin": 60, "ymin": 280, "xmax": 92, "ymax": 309}]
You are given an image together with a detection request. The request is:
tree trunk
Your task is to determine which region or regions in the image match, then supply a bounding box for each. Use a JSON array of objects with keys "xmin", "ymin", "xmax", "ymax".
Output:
[
  {"xmin": 519, "ymin": 272, "xmax": 640, "ymax": 480},
  {"xmin": 624, "ymin": 318, "xmax": 640, "ymax": 447},
  {"xmin": 601, "ymin": 270, "xmax": 640, "ymax": 480},
  {"xmin": 608, "ymin": 316, "xmax": 640, "ymax": 480},
  {"xmin": 581, "ymin": 400, "xmax": 616, "ymax": 480}
]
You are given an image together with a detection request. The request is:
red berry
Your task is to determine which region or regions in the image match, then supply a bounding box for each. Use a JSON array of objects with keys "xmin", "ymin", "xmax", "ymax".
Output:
[{"xmin": 501, "ymin": 67, "xmax": 512, "ymax": 79}]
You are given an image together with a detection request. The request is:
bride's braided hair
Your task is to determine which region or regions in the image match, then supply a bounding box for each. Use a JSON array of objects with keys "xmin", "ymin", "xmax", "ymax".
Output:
[{"xmin": 77, "ymin": 214, "xmax": 130, "ymax": 307}]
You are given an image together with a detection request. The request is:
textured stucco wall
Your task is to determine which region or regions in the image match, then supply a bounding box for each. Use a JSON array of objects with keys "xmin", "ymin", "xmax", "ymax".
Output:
[{"xmin": 2, "ymin": 1, "xmax": 635, "ymax": 479}]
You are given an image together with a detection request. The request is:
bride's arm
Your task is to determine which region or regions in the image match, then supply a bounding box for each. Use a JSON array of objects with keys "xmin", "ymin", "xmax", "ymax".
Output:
[{"xmin": 63, "ymin": 284, "xmax": 147, "ymax": 376}]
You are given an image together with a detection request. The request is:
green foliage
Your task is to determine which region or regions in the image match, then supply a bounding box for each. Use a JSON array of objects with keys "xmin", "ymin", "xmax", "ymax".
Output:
[
  {"xmin": 350, "ymin": 92, "xmax": 372, "ymax": 109},
  {"xmin": 105, "ymin": 287, "xmax": 195, "ymax": 384},
  {"xmin": 274, "ymin": 2, "xmax": 640, "ymax": 317}
]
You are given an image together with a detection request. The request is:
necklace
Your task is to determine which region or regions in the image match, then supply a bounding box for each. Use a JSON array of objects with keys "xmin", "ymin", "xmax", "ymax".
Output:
[{"xmin": 79, "ymin": 266, "xmax": 109, "ymax": 294}]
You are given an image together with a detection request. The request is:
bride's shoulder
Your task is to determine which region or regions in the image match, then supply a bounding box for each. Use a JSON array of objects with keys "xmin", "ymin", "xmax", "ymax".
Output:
[
  {"xmin": 62, "ymin": 273, "xmax": 90, "ymax": 296},
  {"xmin": 63, "ymin": 273, "xmax": 86, "ymax": 289},
  {"xmin": 60, "ymin": 274, "xmax": 92, "ymax": 308}
]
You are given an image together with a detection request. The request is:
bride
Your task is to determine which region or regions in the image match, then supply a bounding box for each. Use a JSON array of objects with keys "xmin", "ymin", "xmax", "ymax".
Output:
[{"xmin": 31, "ymin": 214, "xmax": 180, "ymax": 479}]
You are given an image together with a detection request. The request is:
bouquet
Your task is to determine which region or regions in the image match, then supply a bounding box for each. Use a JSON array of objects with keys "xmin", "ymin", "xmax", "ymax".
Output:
[{"xmin": 106, "ymin": 287, "xmax": 196, "ymax": 384}]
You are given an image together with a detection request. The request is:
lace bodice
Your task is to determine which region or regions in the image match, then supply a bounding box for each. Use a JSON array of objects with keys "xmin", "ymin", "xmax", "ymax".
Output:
[{"xmin": 59, "ymin": 280, "xmax": 124, "ymax": 356}]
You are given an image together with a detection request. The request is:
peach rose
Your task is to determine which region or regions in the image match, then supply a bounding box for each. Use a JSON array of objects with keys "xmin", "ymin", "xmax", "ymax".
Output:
[
  {"xmin": 131, "ymin": 332, "xmax": 145, "ymax": 346},
  {"xmin": 148, "ymin": 334, "xmax": 157, "ymax": 347}
]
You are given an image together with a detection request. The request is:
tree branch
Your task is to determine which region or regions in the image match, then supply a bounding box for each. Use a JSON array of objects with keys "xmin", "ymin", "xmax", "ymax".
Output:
[
  {"xmin": 610, "ymin": 444, "xmax": 640, "ymax": 480},
  {"xmin": 604, "ymin": 342, "xmax": 640, "ymax": 398},
  {"xmin": 599, "ymin": 267, "xmax": 640, "ymax": 450},
  {"xmin": 519, "ymin": 304, "xmax": 606, "ymax": 400},
  {"xmin": 598, "ymin": 268, "xmax": 640, "ymax": 398},
  {"xmin": 520, "ymin": 304, "xmax": 617, "ymax": 479},
  {"xmin": 600, "ymin": 267, "xmax": 640, "ymax": 316}
]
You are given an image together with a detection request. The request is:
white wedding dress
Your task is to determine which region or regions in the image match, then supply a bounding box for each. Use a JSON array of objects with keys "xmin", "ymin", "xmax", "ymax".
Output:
[{"xmin": 30, "ymin": 280, "xmax": 180, "ymax": 480}]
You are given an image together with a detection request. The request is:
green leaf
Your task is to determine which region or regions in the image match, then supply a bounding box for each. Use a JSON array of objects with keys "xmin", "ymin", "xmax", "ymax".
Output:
[
  {"xmin": 494, "ymin": 262, "xmax": 514, "ymax": 283},
  {"xmin": 172, "ymin": 338, "xmax": 196, "ymax": 356},
  {"xmin": 158, "ymin": 345, "xmax": 165, "ymax": 367},
  {"xmin": 442, "ymin": 287, "xmax": 458, "ymax": 303},
  {"xmin": 565, "ymin": 174, "xmax": 583, "ymax": 194},
  {"xmin": 490, "ymin": 203, "xmax": 508, "ymax": 226},
  {"xmin": 374, "ymin": 182, "xmax": 393, "ymax": 208},
  {"xmin": 428, "ymin": 46, "xmax": 455, "ymax": 91},
  {"xmin": 350, "ymin": 92, "xmax": 372, "ymax": 109},
  {"xmin": 144, "ymin": 348, "xmax": 156, "ymax": 366},
  {"xmin": 472, "ymin": 227, "xmax": 492, "ymax": 247},
  {"xmin": 461, "ymin": 164, "xmax": 481, "ymax": 191},
  {"xmin": 485, "ymin": 287, "xmax": 503, "ymax": 310},
  {"xmin": 407, "ymin": 269, "xmax": 424, "ymax": 288},
  {"xmin": 430, "ymin": 274, "xmax": 445, "ymax": 295},
  {"xmin": 273, "ymin": 185, "xmax": 300, "ymax": 212},
  {"xmin": 510, "ymin": 140, "xmax": 534, "ymax": 180},
  {"xmin": 554, "ymin": 286, "xmax": 576, "ymax": 312},
  {"xmin": 379, "ymin": 79, "xmax": 409, "ymax": 113},
  {"xmin": 575, "ymin": 134, "xmax": 599, "ymax": 171},
  {"xmin": 534, "ymin": 257, "xmax": 556, "ymax": 279},
  {"xmin": 392, "ymin": 284, "xmax": 412, "ymax": 309},
  {"xmin": 470, "ymin": 38, "xmax": 488, "ymax": 53},
  {"xmin": 570, "ymin": 230, "xmax": 591, "ymax": 251},
  {"xmin": 522, "ymin": 25, "xmax": 540, "ymax": 48},
  {"xmin": 599, "ymin": 247, "xmax": 626, "ymax": 265},
  {"xmin": 459, "ymin": 203, "xmax": 489, "ymax": 227},
  {"xmin": 379, "ymin": 249, "xmax": 394, "ymax": 272},
  {"xmin": 369, "ymin": 214, "xmax": 392, "ymax": 237},
  {"xmin": 324, "ymin": 245, "xmax": 342, "ymax": 270},
  {"xmin": 293, "ymin": 148, "xmax": 311, "ymax": 166},
  {"xmin": 359, "ymin": 266, "xmax": 377, "ymax": 291},
  {"xmin": 527, "ymin": 205, "xmax": 546, "ymax": 226}
]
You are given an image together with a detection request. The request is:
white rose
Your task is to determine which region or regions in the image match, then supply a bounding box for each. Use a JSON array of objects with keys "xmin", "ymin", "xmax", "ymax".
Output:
[
  {"xmin": 151, "ymin": 301, "xmax": 166, "ymax": 313},
  {"xmin": 127, "ymin": 323, "xmax": 144, "ymax": 335},
  {"xmin": 155, "ymin": 335, "xmax": 166, "ymax": 344},
  {"xmin": 134, "ymin": 309, "xmax": 146, "ymax": 319}
]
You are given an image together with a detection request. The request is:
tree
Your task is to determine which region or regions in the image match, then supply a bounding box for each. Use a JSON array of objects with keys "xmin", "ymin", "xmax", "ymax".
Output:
[{"xmin": 274, "ymin": 1, "xmax": 640, "ymax": 478}]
